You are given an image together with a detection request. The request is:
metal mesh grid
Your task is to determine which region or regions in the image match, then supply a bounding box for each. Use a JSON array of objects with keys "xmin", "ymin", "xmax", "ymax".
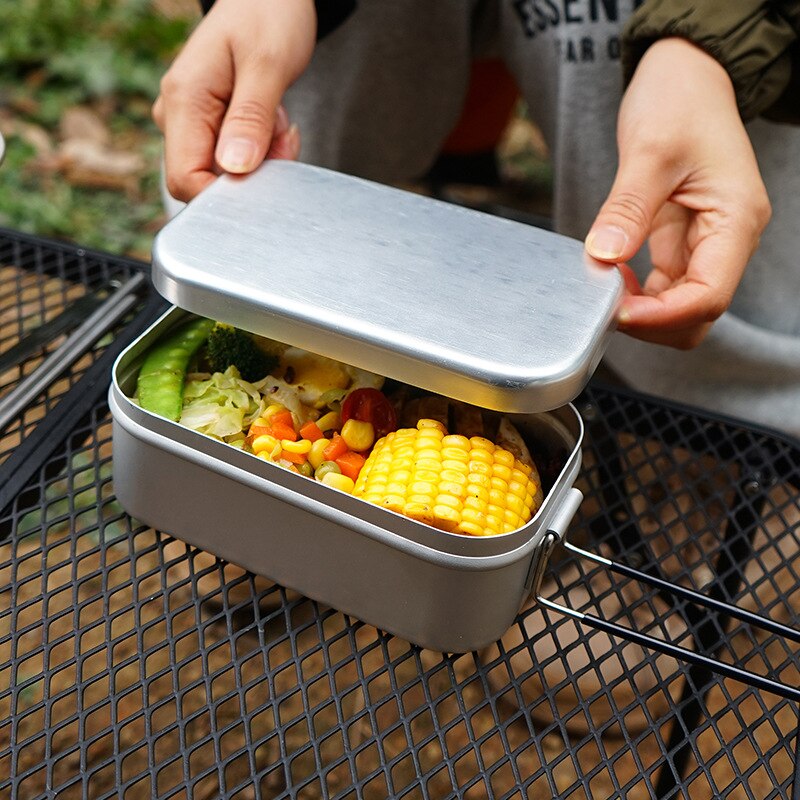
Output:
[
  {"xmin": 1, "ymin": 230, "xmax": 799, "ymax": 799},
  {"xmin": 0, "ymin": 231, "xmax": 145, "ymax": 465}
]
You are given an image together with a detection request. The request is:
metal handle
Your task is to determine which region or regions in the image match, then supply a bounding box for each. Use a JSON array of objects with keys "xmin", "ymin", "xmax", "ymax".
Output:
[{"xmin": 535, "ymin": 532, "xmax": 800, "ymax": 703}]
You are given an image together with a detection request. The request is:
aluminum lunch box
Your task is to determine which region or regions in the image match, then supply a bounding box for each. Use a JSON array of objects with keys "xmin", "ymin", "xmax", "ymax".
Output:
[{"xmin": 110, "ymin": 161, "xmax": 623, "ymax": 652}]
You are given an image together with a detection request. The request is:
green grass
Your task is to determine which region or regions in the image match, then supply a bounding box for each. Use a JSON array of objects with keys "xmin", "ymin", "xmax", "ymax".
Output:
[{"xmin": 0, "ymin": 0, "xmax": 195, "ymax": 256}]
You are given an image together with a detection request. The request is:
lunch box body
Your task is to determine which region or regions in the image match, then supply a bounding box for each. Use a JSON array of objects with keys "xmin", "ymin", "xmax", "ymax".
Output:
[
  {"xmin": 110, "ymin": 161, "xmax": 620, "ymax": 652},
  {"xmin": 111, "ymin": 308, "xmax": 584, "ymax": 652}
]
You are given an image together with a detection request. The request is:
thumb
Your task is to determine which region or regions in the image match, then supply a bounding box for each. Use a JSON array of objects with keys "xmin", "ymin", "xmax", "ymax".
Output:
[
  {"xmin": 586, "ymin": 156, "xmax": 676, "ymax": 263},
  {"xmin": 215, "ymin": 63, "xmax": 286, "ymax": 175}
]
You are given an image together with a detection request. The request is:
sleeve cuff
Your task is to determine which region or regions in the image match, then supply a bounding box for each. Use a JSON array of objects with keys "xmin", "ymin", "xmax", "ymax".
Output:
[
  {"xmin": 621, "ymin": 0, "xmax": 797, "ymax": 121},
  {"xmin": 198, "ymin": 0, "xmax": 356, "ymax": 41}
]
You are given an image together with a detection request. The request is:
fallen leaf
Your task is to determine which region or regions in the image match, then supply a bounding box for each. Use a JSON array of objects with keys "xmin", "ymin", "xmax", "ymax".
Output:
[{"xmin": 60, "ymin": 106, "xmax": 110, "ymax": 146}]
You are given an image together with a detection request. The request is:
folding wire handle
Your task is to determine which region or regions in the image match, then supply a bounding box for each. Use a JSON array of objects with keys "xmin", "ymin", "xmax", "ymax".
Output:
[{"xmin": 532, "ymin": 526, "xmax": 800, "ymax": 704}]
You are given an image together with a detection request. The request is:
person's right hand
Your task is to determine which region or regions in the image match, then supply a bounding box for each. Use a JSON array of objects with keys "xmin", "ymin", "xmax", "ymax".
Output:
[{"xmin": 153, "ymin": 0, "xmax": 316, "ymax": 202}]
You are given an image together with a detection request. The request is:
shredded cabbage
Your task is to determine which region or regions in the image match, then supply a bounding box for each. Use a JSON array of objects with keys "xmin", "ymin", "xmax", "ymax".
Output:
[{"xmin": 179, "ymin": 366, "xmax": 263, "ymax": 439}]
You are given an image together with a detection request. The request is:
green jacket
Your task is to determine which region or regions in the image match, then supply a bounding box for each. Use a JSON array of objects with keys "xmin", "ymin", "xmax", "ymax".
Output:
[{"xmin": 623, "ymin": 0, "xmax": 800, "ymax": 124}]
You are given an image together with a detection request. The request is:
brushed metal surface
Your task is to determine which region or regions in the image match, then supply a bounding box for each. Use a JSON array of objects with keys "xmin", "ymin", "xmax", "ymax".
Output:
[{"xmin": 152, "ymin": 161, "xmax": 623, "ymax": 413}]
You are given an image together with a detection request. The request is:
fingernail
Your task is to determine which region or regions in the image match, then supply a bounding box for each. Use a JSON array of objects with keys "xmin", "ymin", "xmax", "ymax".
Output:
[
  {"xmin": 287, "ymin": 123, "xmax": 300, "ymax": 156},
  {"xmin": 586, "ymin": 225, "xmax": 628, "ymax": 260},
  {"xmin": 617, "ymin": 307, "xmax": 631, "ymax": 325},
  {"xmin": 275, "ymin": 105, "xmax": 289, "ymax": 132},
  {"xmin": 218, "ymin": 138, "xmax": 259, "ymax": 172}
]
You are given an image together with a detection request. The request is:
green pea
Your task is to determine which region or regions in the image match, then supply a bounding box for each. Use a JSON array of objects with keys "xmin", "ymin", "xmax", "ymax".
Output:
[
  {"xmin": 314, "ymin": 461, "xmax": 341, "ymax": 481},
  {"xmin": 296, "ymin": 461, "xmax": 314, "ymax": 478},
  {"xmin": 137, "ymin": 316, "xmax": 214, "ymax": 421}
]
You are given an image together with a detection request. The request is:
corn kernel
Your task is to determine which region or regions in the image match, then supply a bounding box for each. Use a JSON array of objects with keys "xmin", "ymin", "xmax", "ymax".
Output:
[
  {"xmin": 441, "ymin": 447, "xmax": 469, "ymax": 464},
  {"xmin": 441, "ymin": 469, "xmax": 467, "ymax": 485},
  {"xmin": 439, "ymin": 481, "xmax": 467, "ymax": 499},
  {"xmin": 493, "ymin": 449, "xmax": 515, "ymax": 468},
  {"xmin": 417, "ymin": 418, "xmax": 447, "ymax": 434},
  {"xmin": 442, "ymin": 459, "xmax": 469, "ymax": 474},
  {"xmin": 341, "ymin": 418, "xmax": 375, "ymax": 451},
  {"xmin": 381, "ymin": 495, "xmax": 406, "ymax": 513},
  {"xmin": 442, "ymin": 435, "xmax": 469, "ymax": 450},
  {"xmin": 461, "ymin": 508, "xmax": 487, "ymax": 527},
  {"xmin": 409, "ymin": 480, "xmax": 437, "ymax": 496},
  {"xmin": 457, "ymin": 521, "xmax": 484, "ymax": 537},
  {"xmin": 468, "ymin": 460, "xmax": 492, "ymax": 476},
  {"xmin": 435, "ymin": 494, "xmax": 462, "ymax": 510},
  {"xmin": 321, "ymin": 472, "xmax": 355, "ymax": 493},
  {"xmin": 506, "ymin": 494, "xmax": 525, "ymax": 517},
  {"xmin": 252, "ymin": 435, "xmax": 281, "ymax": 459},
  {"xmin": 466, "ymin": 484, "xmax": 490, "ymax": 504},
  {"xmin": 469, "ymin": 449, "xmax": 495, "ymax": 466},
  {"xmin": 508, "ymin": 480, "xmax": 528, "ymax": 499},
  {"xmin": 308, "ymin": 438, "xmax": 330, "ymax": 469},
  {"xmin": 511, "ymin": 468, "xmax": 529, "ymax": 485},
  {"xmin": 467, "ymin": 473, "xmax": 491, "ymax": 491},
  {"xmin": 385, "ymin": 482, "xmax": 408, "ymax": 497},
  {"xmin": 489, "ymin": 489, "xmax": 506, "ymax": 507},
  {"xmin": 404, "ymin": 502, "xmax": 434, "ymax": 524},
  {"xmin": 464, "ymin": 496, "xmax": 486, "ymax": 511},
  {"xmin": 470, "ymin": 436, "xmax": 495, "ymax": 453},
  {"xmin": 490, "ymin": 477, "xmax": 509, "ymax": 495},
  {"xmin": 484, "ymin": 515, "xmax": 503, "ymax": 534},
  {"xmin": 432, "ymin": 506, "xmax": 460, "ymax": 531},
  {"xmin": 282, "ymin": 438, "xmax": 312, "ymax": 454},
  {"xmin": 492, "ymin": 464, "xmax": 512, "ymax": 482}
]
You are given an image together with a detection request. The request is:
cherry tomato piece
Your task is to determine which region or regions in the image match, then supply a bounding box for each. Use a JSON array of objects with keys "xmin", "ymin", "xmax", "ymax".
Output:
[{"xmin": 341, "ymin": 388, "xmax": 397, "ymax": 440}]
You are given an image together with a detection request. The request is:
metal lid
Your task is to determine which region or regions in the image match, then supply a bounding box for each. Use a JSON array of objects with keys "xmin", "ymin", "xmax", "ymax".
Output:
[{"xmin": 152, "ymin": 161, "xmax": 623, "ymax": 413}]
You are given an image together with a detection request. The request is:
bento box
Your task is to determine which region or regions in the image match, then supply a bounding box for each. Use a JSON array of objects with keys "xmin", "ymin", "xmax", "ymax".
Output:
[{"xmin": 110, "ymin": 161, "xmax": 623, "ymax": 652}]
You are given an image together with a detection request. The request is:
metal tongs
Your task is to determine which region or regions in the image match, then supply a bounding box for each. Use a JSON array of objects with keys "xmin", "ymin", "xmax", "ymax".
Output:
[{"xmin": 530, "ymin": 523, "xmax": 800, "ymax": 703}]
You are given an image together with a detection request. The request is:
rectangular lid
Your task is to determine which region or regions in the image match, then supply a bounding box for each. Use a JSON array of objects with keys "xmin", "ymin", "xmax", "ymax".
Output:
[{"xmin": 152, "ymin": 160, "xmax": 623, "ymax": 413}]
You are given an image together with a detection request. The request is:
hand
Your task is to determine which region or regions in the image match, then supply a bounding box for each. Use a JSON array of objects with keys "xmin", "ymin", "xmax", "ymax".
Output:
[
  {"xmin": 585, "ymin": 38, "xmax": 771, "ymax": 349},
  {"xmin": 153, "ymin": 0, "xmax": 316, "ymax": 202}
]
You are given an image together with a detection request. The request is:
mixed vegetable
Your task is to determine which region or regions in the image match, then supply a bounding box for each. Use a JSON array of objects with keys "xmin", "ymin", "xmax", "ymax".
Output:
[{"xmin": 134, "ymin": 316, "xmax": 544, "ymax": 536}]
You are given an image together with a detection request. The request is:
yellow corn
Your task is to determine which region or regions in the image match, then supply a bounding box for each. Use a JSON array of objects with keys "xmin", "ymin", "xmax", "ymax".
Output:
[
  {"xmin": 353, "ymin": 419, "xmax": 543, "ymax": 536},
  {"xmin": 251, "ymin": 434, "xmax": 281, "ymax": 459},
  {"xmin": 308, "ymin": 438, "xmax": 330, "ymax": 469},
  {"xmin": 281, "ymin": 438, "xmax": 312, "ymax": 454},
  {"xmin": 341, "ymin": 418, "xmax": 375, "ymax": 451},
  {"xmin": 321, "ymin": 471, "xmax": 356, "ymax": 493}
]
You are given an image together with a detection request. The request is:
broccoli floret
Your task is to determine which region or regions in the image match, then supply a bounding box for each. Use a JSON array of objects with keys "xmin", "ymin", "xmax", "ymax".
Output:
[{"xmin": 205, "ymin": 323, "xmax": 278, "ymax": 382}]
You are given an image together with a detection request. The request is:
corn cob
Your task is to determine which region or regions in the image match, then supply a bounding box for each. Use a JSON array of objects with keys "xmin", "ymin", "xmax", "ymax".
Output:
[{"xmin": 353, "ymin": 419, "xmax": 544, "ymax": 536}]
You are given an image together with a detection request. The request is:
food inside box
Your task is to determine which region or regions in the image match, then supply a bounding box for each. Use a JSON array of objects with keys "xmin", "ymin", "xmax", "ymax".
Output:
[{"xmin": 132, "ymin": 315, "xmax": 551, "ymax": 537}]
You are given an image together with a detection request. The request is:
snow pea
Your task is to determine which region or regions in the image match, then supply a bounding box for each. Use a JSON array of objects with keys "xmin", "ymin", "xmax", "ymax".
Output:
[{"xmin": 137, "ymin": 316, "xmax": 214, "ymax": 421}]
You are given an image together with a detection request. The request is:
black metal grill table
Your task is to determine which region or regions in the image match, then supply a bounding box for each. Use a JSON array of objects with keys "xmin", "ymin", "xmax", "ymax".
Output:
[{"xmin": 1, "ymin": 228, "xmax": 799, "ymax": 800}]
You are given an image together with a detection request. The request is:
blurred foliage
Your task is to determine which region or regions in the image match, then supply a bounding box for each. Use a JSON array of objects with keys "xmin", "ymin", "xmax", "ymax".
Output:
[{"xmin": 0, "ymin": 0, "xmax": 196, "ymax": 256}]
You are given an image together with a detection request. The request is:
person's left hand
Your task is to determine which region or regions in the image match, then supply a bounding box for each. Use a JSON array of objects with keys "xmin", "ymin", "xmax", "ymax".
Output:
[{"xmin": 585, "ymin": 37, "xmax": 771, "ymax": 349}]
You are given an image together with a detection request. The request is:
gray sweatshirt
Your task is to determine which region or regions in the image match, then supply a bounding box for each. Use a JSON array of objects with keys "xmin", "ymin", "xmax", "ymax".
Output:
[{"xmin": 280, "ymin": 0, "xmax": 800, "ymax": 437}]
